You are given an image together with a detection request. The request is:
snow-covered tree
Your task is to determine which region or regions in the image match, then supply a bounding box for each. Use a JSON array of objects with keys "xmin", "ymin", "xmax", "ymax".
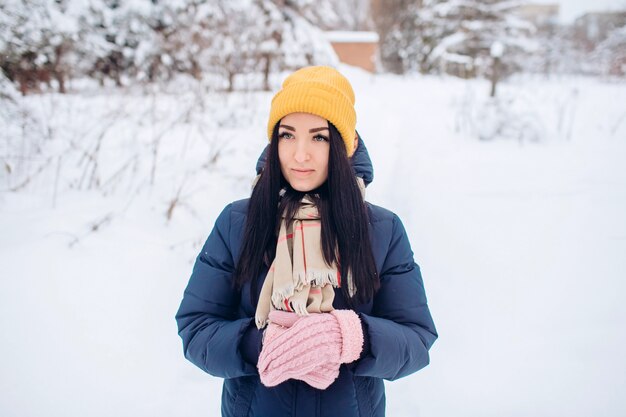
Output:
[
  {"xmin": 2, "ymin": 0, "xmax": 341, "ymax": 91},
  {"xmin": 593, "ymin": 24, "xmax": 626, "ymax": 77},
  {"xmin": 425, "ymin": 0, "xmax": 537, "ymax": 80},
  {"xmin": 0, "ymin": 0, "xmax": 80, "ymax": 94},
  {"xmin": 172, "ymin": 0, "xmax": 334, "ymax": 90},
  {"xmin": 372, "ymin": 0, "xmax": 421, "ymax": 74},
  {"xmin": 76, "ymin": 0, "xmax": 161, "ymax": 86},
  {"xmin": 286, "ymin": 0, "xmax": 372, "ymax": 31},
  {"xmin": 374, "ymin": 0, "xmax": 537, "ymax": 83}
]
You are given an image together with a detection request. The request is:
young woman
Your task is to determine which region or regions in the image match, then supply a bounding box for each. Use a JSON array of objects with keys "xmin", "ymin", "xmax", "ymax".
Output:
[{"xmin": 176, "ymin": 66, "xmax": 437, "ymax": 417}]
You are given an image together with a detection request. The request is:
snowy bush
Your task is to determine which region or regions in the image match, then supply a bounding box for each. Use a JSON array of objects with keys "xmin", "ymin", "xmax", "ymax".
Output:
[
  {"xmin": 452, "ymin": 77, "xmax": 589, "ymax": 144},
  {"xmin": 0, "ymin": 72, "xmax": 49, "ymax": 192},
  {"xmin": 593, "ymin": 25, "xmax": 626, "ymax": 77},
  {"xmin": 0, "ymin": 74, "xmax": 267, "ymax": 222},
  {"xmin": 0, "ymin": 0, "xmax": 80, "ymax": 94},
  {"xmin": 1, "ymin": 0, "xmax": 340, "ymax": 93},
  {"xmin": 474, "ymin": 96, "xmax": 545, "ymax": 143},
  {"xmin": 454, "ymin": 83, "xmax": 546, "ymax": 143}
]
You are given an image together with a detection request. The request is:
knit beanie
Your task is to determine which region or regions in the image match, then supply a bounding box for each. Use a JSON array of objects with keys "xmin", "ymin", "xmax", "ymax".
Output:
[{"xmin": 267, "ymin": 66, "xmax": 357, "ymax": 157}]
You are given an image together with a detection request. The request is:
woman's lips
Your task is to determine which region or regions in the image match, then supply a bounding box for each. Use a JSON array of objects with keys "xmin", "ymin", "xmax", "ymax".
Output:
[{"xmin": 292, "ymin": 169, "xmax": 314, "ymax": 176}]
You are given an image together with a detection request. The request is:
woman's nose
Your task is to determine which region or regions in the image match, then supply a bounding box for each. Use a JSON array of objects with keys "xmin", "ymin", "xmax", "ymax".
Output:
[{"xmin": 293, "ymin": 141, "xmax": 310, "ymax": 163}]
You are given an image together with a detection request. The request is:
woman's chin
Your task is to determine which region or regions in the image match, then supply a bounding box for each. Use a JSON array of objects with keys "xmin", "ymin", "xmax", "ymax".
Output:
[
  {"xmin": 287, "ymin": 179, "xmax": 325, "ymax": 192},
  {"xmin": 290, "ymin": 183, "xmax": 315, "ymax": 192}
]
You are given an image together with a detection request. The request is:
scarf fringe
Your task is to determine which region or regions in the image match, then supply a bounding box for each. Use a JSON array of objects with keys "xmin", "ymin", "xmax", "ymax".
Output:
[
  {"xmin": 294, "ymin": 269, "xmax": 340, "ymax": 288},
  {"xmin": 270, "ymin": 269, "xmax": 340, "ymax": 307},
  {"xmin": 271, "ymin": 284, "xmax": 295, "ymax": 309}
]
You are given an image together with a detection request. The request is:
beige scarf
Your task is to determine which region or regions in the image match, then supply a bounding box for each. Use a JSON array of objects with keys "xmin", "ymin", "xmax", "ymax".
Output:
[{"xmin": 254, "ymin": 178, "xmax": 365, "ymax": 329}]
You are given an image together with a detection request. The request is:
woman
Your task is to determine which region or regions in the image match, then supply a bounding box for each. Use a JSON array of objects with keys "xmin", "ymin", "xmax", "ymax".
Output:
[{"xmin": 176, "ymin": 66, "xmax": 437, "ymax": 417}]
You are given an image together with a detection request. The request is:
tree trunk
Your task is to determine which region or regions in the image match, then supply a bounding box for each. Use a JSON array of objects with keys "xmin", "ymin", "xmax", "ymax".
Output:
[
  {"xmin": 490, "ymin": 57, "xmax": 499, "ymax": 97},
  {"xmin": 263, "ymin": 53, "xmax": 271, "ymax": 91},
  {"xmin": 53, "ymin": 44, "xmax": 66, "ymax": 94},
  {"xmin": 55, "ymin": 73, "xmax": 65, "ymax": 94},
  {"xmin": 227, "ymin": 71, "xmax": 235, "ymax": 93}
]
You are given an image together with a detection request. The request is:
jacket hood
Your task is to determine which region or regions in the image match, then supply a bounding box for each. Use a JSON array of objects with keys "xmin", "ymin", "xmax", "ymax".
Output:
[{"xmin": 255, "ymin": 131, "xmax": 374, "ymax": 187}]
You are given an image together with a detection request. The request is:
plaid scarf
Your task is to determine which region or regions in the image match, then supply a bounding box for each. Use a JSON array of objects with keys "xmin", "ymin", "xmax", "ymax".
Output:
[{"xmin": 254, "ymin": 178, "xmax": 365, "ymax": 329}]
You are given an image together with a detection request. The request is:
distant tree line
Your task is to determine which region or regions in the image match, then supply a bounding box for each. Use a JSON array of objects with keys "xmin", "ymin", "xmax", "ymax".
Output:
[
  {"xmin": 374, "ymin": 0, "xmax": 626, "ymax": 79},
  {"xmin": 1, "ymin": 0, "xmax": 624, "ymax": 96},
  {"xmin": 0, "ymin": 0, "xmax": 351, "ymax": 94}
]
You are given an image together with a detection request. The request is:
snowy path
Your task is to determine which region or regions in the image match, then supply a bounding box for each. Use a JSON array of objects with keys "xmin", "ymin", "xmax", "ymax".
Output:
[{"xmin": 1, "ymin": 70, "xmax": 625, "ymax": 417}]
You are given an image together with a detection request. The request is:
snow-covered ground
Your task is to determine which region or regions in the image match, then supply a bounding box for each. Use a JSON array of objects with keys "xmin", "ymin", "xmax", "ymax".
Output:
[{"xmin": 1, "ymin": 66, "xmax": 625, "ymax": 417}]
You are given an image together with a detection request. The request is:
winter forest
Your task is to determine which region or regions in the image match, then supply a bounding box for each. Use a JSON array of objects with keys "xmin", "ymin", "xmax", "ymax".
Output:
[{"xmin": 1, "ymin": 0, "xmax": 625, "ymax": 416}]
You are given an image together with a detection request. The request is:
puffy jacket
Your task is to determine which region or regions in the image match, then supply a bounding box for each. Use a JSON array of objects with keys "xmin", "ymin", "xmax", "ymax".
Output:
[{"xmin": 175, "ymin": 136, "xmax": 438, "ymax": 417}]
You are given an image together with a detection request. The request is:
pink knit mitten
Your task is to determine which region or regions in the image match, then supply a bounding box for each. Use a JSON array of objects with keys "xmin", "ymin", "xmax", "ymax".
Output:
[
  {"xmin": 257, "ymin": 310, "xmax": 363, "ymax": 390},
  {"xmin": 329, "ymin": 309, "xmax": 364, "ymax": 364},
  {"xmin": 258, "ymin": 312, "xmax": 341, "ymax": 388}
]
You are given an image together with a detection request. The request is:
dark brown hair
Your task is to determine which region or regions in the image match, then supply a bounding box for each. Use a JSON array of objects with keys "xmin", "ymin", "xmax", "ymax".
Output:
[{"xmin": 233, "ymin": 122, "xmax": 379, "ymax": 306}]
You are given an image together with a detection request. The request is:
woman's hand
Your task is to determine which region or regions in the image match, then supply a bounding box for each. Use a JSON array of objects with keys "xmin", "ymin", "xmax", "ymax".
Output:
[{"xmin": 257, "ymin": 310, "xmax": 363, "ymax": 389}]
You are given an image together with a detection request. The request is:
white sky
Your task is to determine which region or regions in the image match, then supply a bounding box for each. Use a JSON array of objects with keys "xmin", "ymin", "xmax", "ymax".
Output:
[{"xmin": 554, "ymin": 0, "xmax": 626, "ymax": 23}]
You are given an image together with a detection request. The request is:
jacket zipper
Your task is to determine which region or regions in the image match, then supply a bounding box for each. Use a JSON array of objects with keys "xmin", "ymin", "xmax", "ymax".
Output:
[
  {"xmin": 316, "ymin": 389, "xmax": 320, "ymax": 417},
  {"xmin": 292, "ymin": 380, "xmax": 298, "ymax": 417}
]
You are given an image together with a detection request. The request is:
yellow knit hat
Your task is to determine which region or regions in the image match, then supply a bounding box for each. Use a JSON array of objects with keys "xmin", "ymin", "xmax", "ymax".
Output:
[{"xmin": 267, "ymin": 66, "xmax": 357, "ymax": 157}]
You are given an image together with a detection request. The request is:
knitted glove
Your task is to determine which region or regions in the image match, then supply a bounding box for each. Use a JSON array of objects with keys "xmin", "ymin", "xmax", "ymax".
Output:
[
  {"xmin": 257, "ymin": 310, "xmax": 363, "ymax": 389},
  {"xmin": 266, "ymin": 310, "xmax": 364, "ymax": 363},
  {"xmin": 329, "ymin": 309, "xmax": 364, "ymax": 364}
]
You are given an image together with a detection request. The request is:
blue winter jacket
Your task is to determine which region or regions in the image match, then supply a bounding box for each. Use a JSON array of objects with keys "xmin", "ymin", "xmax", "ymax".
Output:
[{"xmin": 175, "ymin": 136, "xmax": 438, "ymax": 417}]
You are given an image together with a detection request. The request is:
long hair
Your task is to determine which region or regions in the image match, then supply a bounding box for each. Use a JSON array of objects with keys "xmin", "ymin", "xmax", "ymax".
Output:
[{"xmin": 233, "ymin": 122, "xmax": 379, "ymax": 305}]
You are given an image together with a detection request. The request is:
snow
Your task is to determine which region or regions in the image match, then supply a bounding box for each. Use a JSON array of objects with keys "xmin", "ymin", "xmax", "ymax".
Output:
[
  {"xmin": 491, "ymin": 40, "xmax": 505, "ymax": 57},
  {"xmin": 1, "ymin": 66, "xmax": 626, "ymax": 417},
  {"xmin": 325, "ymin": 31, "xmax": 380, "ymax": 43}
]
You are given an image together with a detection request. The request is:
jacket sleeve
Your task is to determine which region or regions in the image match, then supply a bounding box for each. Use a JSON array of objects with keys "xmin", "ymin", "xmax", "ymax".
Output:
[
  {"xmin": 353, "ymin": 214, "xmax": 438, "ymax": 380},
  {"xmin": 175, "ymin": 204, "xmax": 258, "ymax": 379}
]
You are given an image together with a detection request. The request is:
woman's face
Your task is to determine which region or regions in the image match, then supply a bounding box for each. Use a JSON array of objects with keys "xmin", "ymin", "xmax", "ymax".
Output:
[{"xmin": 277, "ymin": 112, "xmax": 330, "ymax": 192}]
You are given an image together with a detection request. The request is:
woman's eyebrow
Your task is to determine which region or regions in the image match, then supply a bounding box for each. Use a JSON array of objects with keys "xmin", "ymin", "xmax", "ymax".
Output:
[{"xmin": 278, "ymin": 125, "xmax": 329, "ymax": 133}]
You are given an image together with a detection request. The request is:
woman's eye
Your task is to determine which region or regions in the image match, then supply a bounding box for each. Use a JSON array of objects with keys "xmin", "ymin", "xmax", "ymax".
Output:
[
  {"xmin": 278, "ymin": 132, "xmax": 294, "ymax": 140},
  {"xmin": 313, "ymin": 135, "xmax": 329, "ymax": 142}
]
